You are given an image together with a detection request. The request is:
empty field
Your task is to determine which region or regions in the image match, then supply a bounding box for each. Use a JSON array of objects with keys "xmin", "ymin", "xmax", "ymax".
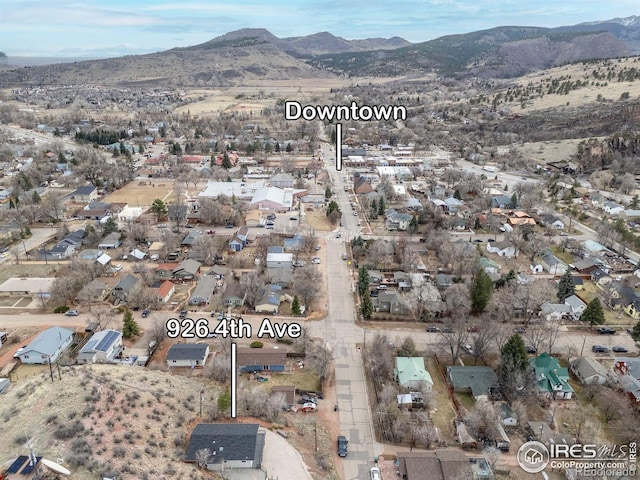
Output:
[
  {"xmin": 103, "ymin": 181, "xmax": 174, "ymax": 207},
  {"xmin": 0, "ymin": 263, "xmax": 60, "ymax": 285}
]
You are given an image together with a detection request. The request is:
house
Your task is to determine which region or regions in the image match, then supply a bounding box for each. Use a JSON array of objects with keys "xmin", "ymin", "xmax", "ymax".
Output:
[
  {"xmin": 189, "ymin": 275, "xmax": 217, "ymax": 306},
  {"xmin": 551, "ymin": 219, "xmax": 565, "ymax": 230},
  {"xmin": 447, "ymin": 366, "xmax": 498, "ymax": 401},
  {"xmin": 591, "ymin": 268, "xmax": 613, "ymax": 288},
  {"xmin": 237, "ymin": 348, "xmax": 287, "ymax": 373},
  {"xmin": 486, "ymin": 241, "xmax": 517, "ymax": 258},
  {"xmin": 156, "ymin": 280, "xmax": 175, "ymax": 303},
  {"xmin": 229, "ymin": 236, "xmax": 244, "ymax": 252},
  {"xmin": 564, "ymin": 294, "xmax": 587, "ymax": 318},
  {"xmin": 270, "ymin": 385, "xmax": 296, "ymax": 408},
  {"xmin": 76, "ymin": 279, "xmax": 109, "ymax": 303},
  {"xmin": 269, "ymin": 172, "xmax": 295, "ymax": 189},
  {"xmin": 491, "ymin": 195, "xmax": 515, "ymax": 209},
  {"xmin": 0, "ymin": 277, "xmax": 55, "ymax": 301},
  {"xmin": 571, "ymin": 276, "xmax": 584, "ymax": 291},
  {"xmin": 353, "ymin": 174, "xmax": 373, "ymax": 195},
  {"xmin": 181, "ymin": 231, "xmax": 202, "ymax": 247},
  {"xmin": 245, "ymin": 209, "xmax": 263, "ymax": 227},
  {"xmin": 531, "ymin": 353, "xmax": 574, "ymax": 400},
  {"xmin": 478, "ymin": 257, "xmax": 500, "ymax": 274},
  {"xmin": 267, "ymin": 267, "xmax": 293, "ymax": 288},
  {"xmin": 603, "ymin": 201, "xmax": 624, "ymax": 215},
  {"xmin": 385, "ymin": 209, "xmax": 413, "ymax": 231},
  {"xmin": 255, "ymin": 287, "xmax": 281, "ymax": 314},
  {"xmin": 15, "ymin": 326, "xmax": 74, "ymax": 364},
  {"xmin": 111, "ymin": 274, "xmax": 140, "ymax": 303},
  {"xmin": 570, "ymin": 357, "xmax": 608, "ymax": 385},
  {"xmin": 185, "ymin": 423, "xmax": 265, "ymax": 471},
  {"xmin": 374, "ymin": 291, "xmax": 411, "ymax": 315},
  {"xmin": 540, "ymin": 302, "xmax": 572, "ymax": 322},
  {"xmin": 129, "ymin": 248, "xmax": 147, "ymax": 261},
  {"xmin": 589, "ymin": 191, "xmax": 604, "ymax": 206},
  {"xmin": 223, "ymin": 280, "xmax": 246, "ymax": 307},
  {"xmin": 574, "ymin": 257, "xmax": 604, "ymax": 275},
  {"xmin": 540, "ymin": 252, "xmax": 568, "ymax": 275},
  {"xmin": 166, "ymin": 343, "xmax": 210, "ymax": 368},
  {"xmin": 394, "ymin": 357, "xmax": 433, "ymax": 391},
  {"xmin": 266, "ymin": 252, "xmax": 293, "ymax": 269},
  {"xmin": 155, "ymin": 262, "xmax": 179, "ymax": 279},
  {"xmin": 98, "ymin": 232, "xmax": 122, "ymax": 250},
  {"xmin": 614, "ymin": 358, "xmax": 640, "ymax": 403},
  {"xmin": 393, "ymin": 271, "xmax": 412, "ymax": 291},
  {"xmin": 283, "ymin": 234, "xmax": 305, "ymax": 251},
  {"xmin": 72, "ymin": 185, "xmax": 98, "ymax": 203},
  {"xmin": 77, "ymin": 329, "xmax": 123, "ymax": 364},
  {"xmin": 435, "ymin": 274, "xmax": 453, "ymax": 289},
  {"xmin": 173, "ymin": 259, "xmax": 201, "ymax": 281},
  {"xmin": 397, "ymin": 449, "xmax": 480, "ymax": 480}
]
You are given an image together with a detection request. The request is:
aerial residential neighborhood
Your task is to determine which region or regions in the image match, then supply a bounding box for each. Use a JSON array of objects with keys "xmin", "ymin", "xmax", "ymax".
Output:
[{"xmin": 1, "ymin": 5, "xmax": 640, "ymax": 480}]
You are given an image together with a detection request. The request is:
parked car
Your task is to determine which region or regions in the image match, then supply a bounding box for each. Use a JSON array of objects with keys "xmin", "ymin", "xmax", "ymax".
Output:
[
  {"xmin": 342, "ymin": 253, "xmax": 347, "ymax": 260},
  {"xmin": 336, "ymin": 233, "xmax": 341, "ymax": 239},
  {"xmin": 266, "ymin": 225, "xmax": 275, "ymax": 229},
  {"xmin": 224, "ymin": 224, "xmax": 234, "ymax": 228},
  {"xmin": 612, "ymin": 345, "xmax": 628, "ymax": 353},
  {"xmin": 442, "ymin": 326, "xmax": 453, "ymax": 333},
  {"xmin": 426, "ymin": 325, "xmax": 440, "ymax": 332},
  {"xmin": 179, "ymin": 310, "xmax": 188, "ymax": 319},
  {"xmin": 467, "ymin": 325, "xmax": 479, "ymax": 333},
  {"xmin": 205, "ymin": 229, "xmax": 216, "ymax": 234},
  {"xmin": 13, "ymin": 345, "xmax": 28, "ymax": 359},
  {"xmin": 370, "ymin": 290, "xmax": 379, "ymax": 298},
  {"xmin": 141, "ymin": 309, "xmax": 151, "ymax": 318},
  {"xmin": 514, "ymin": 327, "xmax": 526, "ymax": 334},
  {"xmin": 592, "ymin": 345, "xmax": 609, "ymax": 353},
  {"xmin": 337, "ymin": 435, "xmax": 348, "ymax": 457},
  {"xmin": 218, "ymin": 312, "xmax": 225, "ymax": 320},
  {"xmin": 311, "ymin": 258, "xmax": 321, "ymax": 264},
  {"xmin": 525, "ymin": 345, "xmax": 537, "ymax": 354},
  {"xmin": 598, "ymin": 327, "xmax": 616, "ymax": 335},
  {"xmin": 266, "ymin": 214, "xmax": 276, "ymax": 220},
  {"xmin": 289, "ymin": 216, "xmax": 298, "ymax": 221},
  {"xmin": 370, "ymin": 468, "xmax": 381, "ymax": 480},
  {"xmin": 65, "ymin": 310, "xmax": 79, "ymax": 316},
  {"xmin": 315, "ymin": 245, "xmax": 321, "ymax": 250}
]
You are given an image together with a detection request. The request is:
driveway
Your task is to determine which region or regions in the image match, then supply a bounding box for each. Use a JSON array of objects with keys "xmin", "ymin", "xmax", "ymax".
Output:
[{"xmin": 261, "ymin": 428, "xmax": 312, "ymax": 480}]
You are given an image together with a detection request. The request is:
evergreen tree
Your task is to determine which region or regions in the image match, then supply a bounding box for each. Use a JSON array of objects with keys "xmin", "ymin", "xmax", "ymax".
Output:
[
  {"xmin": 453, "ymin": 189, "xmax": 462, "ymax": 200},
  {"xmin": 150, "ymin": 198, "xmax": 168, "ymax": 221},
  {"xmin": 631, "ymin": 319, "xmax": 640, "ymax": 343},
  {"xmin": 358, "ymin": 266, "xmax": 370, "ymax": 297},
  {"xmin": 360, "ymin": 294, "xmax": 373, "ymax": 319},
  {"xmin": 325, "ymin": 186, "xmax": 333, "ymax": 200},
  {"xmin": 408, "ymin": 215, "xmax": 418, "ymax": 233},
  {"xmin": 581, "ymin": 298, "xmax": 606, "ymax": 325},
  {"xmin": 275, "ymin": 142, "xmax": 280, "ymax": 153},
  {"xmin": 31, "ymin": 191, "xmax": 41, "ymax": 204},
  {"xmin": 285, "ymin": 143, "xmax": 293, "ymax": 153},
  {"xmin": 217, "ymin": 389, "xmax": 231, "ymax": 414},
  {"xmin": 291, "ymin": 295, "xmax": 301, "ymax": 315},
  {"xmin": 138, "ymin": 144, "xmax": 144, "ymax": 154},
  {"xmin": 500, "ymin": 333, "xmax": 529, "ymax": 371},
  {"xmin": 103, "ymin": 217, "xmax": 118, "ymax": 235},
  {"xmin": 222, "ymin": 151, "xmax": 232, "ymax": 169},
  {"xmin": 122, "ymin": 309, "xmax": 139, "ymax": 338},
  {"xmin": 556, "ymin": 270, "xmax": 575, "ymax": 302},
  {"xmin": 471, "ymin": 269, "xmax": 493, "ymax": 314},
  {"xmin": 510, "ymin": 192, "xmax": 518, "ymax": 208},
  {"xmin": 378, "ymin": 197, "xmax": 386, "ymax": 216}
]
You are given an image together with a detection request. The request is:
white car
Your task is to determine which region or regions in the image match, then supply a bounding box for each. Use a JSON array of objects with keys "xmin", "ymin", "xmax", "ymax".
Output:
[
  {"xmin": 311, "ymin": 258, "xmax": 321, "ymax": 264},
  {"xmin": 370, "ymin": 467, "xmax": 381, "ymax": 480},
  {"xmin": 115, "ymin": 264, "xmax": 123, "ymax": 272}
]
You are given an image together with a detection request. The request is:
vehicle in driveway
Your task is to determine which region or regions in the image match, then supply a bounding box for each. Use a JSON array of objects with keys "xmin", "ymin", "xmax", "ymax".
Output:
[
  {"xmin": 266, "ymin": 214, "xmax": 276, "ymax": 220},
  {"xmin": 370, "ymin": 467, "xmax": 381, "ymax": 480},
  {"xmin": 426, "ymin": 325, "xmax": 440, "ymax": 332},
  {"xmin": 311, "ymin": 258, "xmax": 321, "ymax": 264},
  {"xmin": 370, "ymin": 290, "xmax": 379, "ymax": 297},
  {"xmin": 141, "ymin": 309, "xmax": 151, "ymax": 318},
  {"xmin": 337, "ymin": 435, "xmax": 348, "ymax": 457},
  {"xmin": 289, "ymin": 216, "xmax": 298, "ymax": 221},
  {"xmin": 179, "ymin": 309, "xmax": 188, "ymax": 319},
  {"xmin": 514, "ymin": 327, "xmax": 526, "ymax": 334},
  {"xmin": 342, "ymin": 252, "xmax": 347, "ymax": 260},
  {"xmin": 65, "ymin": 310, "xmax": 79, "ymax": 316},
  {"xmin": 592, "ymin": 345, "xmax": 609, "ymax": 353},
  {"xmin": 525, "ymin": 345, "xmax": 537, "ymax": 354},
  {"xmin": 612, "ymin": 345, "xmax": 628, "ymax": 353},
  {"xmin": 13, "ymin": 345, "xmax": 28, "ymax": 359},
  {"xmin": 598, "ymin": 327, "xmax": 616, "ymax": 335}
]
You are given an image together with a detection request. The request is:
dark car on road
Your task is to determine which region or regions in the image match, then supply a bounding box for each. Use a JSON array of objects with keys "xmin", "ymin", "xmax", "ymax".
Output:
[
  {"xmin": 514, "ymin": 327, "xmax": 526, "ymax": 334},
  {"xmin": 592, "ymin": 345, "xmax": 609, "ymax": 353},
  {"xmin": 179, "ymin": 309, "xmax": 188, "ymax": 319},
  {"xmin": 337, "ymin": 435, "xmax": 348, "ymax": 457},
  {"xmin": 141, "ymin": 309, "xmax": 151, "ymax": 318},
  {"xmin": 426, "ymin": 325, "xmax": 440, "ymax": 332},
  {"xmin": 612, "ymin": 345, "xmax": 628, "ymax": 353},
  {"xmin": 525, "ymin": 345, "xmax": 537, "ymax": 354},
  {"xmin": 597, "ymin": 327, "xmax": 616, "ymax": 335}
]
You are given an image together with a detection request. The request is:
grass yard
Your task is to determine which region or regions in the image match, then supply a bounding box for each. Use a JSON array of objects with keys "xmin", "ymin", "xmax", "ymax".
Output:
[
  {"xmin": 0, "ymin": 263, "xmax": 60, "ymax": 285},
  {"xmin": 426, "ymin": 356, "xmax": 456, "ymax": 444},
  {"xmin": 103, "ymin": 180, "xmax": 174, "ymax": 207},
  {"xmin": 270, "ymin": 368, "xmax": 321, "ymax": 392},
  {"xmin": 304, "ymin": 211, "xmax": 333, "ymax": 231}
]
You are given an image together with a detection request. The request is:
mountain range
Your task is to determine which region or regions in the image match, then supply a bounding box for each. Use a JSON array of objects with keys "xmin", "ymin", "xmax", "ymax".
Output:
[{"xmin": 0, "ymin": 16, "xmax": 639, "ymax": 87}]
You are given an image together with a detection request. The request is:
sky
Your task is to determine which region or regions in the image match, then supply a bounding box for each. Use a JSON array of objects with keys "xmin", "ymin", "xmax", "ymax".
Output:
[{"xmin": 0, "ymin": 0, "xmax": 638, "ymax": 57}]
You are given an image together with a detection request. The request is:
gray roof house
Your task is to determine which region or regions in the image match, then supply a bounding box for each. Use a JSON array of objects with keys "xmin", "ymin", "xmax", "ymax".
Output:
[
  {"xmin": 166, "ymin": 343, "xmax": 210, "ymax": 368},
  {"xmin": 15, "ymin": 326, "xmax": 74, "ymax": 364},
  {"xmin": 111, "ymin": 274, "xmax": 140, "ymax": 303},
  {"xmin": 374, "ymin": 291, "xmax": 410, "ymax": 315},
  {"xmin": 447, "ymin": 366, "xmax": 498, "ymax": 401},
  {"xmin": 491, "ymin": 195, "xmax": 515, "ymax": 209},
  {"xmin": 185, "ymin": 423, "xmax": 265, "ymax": 471},
  {"xmin": 224, "ymin": 280, "xmax": 246, "ymax": 307},
  {"xmin": 564, "ymin": 294, "xmax": 587, "ymax": 318},
  {"xmin": 189, "ymin": 275, "xmax": 217, "ymax": 306},
  {"xmin": 570, "ymin": 357, "xmax": 608, "ymax": 385},
  {"xmin": 72, "ymin": 185, "xmax": 98, "ymax": 203},
  {"xmin": 540, "ymin": 252, "xmax": 568, "ymax": 275},
  {"xmin": 76, "ymin": 278, "xmax": 109, "ymax": 303},
  {"xmin": 386, "ymin": 209, "xmax": 413, "ymax": 231},
  {"xmin": 267, "ymin": 266, "xmax": 293, "ymax": 288},
  {"xmin": 98, "ymin": 232, "xmax": 122, "ymax": 250},
  {"xmin": 540, "ymin": 302, "xmax": 572, "ymax": 322},
  {"xmin": 173, "ymin": 259, "xmax": 201, "ymax": 280}
]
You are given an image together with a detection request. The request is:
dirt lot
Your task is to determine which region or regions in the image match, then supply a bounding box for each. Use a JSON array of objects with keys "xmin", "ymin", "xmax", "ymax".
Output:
[{"xmin": 0, "ymin": 262, "xmax": 61, "ymax": 284}]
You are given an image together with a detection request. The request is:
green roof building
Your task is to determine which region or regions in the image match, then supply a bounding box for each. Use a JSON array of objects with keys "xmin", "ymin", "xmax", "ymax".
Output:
[
  {"xmin": 394, "ymin": 357, "xmax": 433, "ymax": 392},
  {"xmin": 530, "ymin": 353, "xmax": 574, "ymax": 400}
]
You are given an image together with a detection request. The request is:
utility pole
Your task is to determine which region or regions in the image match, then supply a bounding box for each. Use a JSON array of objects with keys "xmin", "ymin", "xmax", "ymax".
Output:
[{"xmin": 48, "ymin": 356, "xmax": 53, "ymax": 382}]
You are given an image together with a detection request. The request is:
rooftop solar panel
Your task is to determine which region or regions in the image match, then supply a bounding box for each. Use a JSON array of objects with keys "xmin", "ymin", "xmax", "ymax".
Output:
[
  {"xmin": 21, "ymin": 456, "xmax": 41, "ymax": 475},
  {"xmin": 96, "ymin": 331, "xmax": 119, "ymax": 352},
  {"xmin": 81, "ymin": 339, "xmax": 98, "ymax": 352},
  {"xmin": 7, "ymin": 455, "xmax": 28, "ymax": 474}
]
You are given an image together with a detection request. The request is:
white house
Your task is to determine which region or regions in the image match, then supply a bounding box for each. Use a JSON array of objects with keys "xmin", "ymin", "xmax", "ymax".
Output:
[
  {"xmin": 551, "ymin": 219, "xmax": 565, "ymax": 230},
  {"xmin": 540, "ymin": 302, "xmax": 572, "ymax": 322},
  {"xmin": 266, "ymin": 252, "xmax": 293, "ymax": 269},
  {"xmin": 564, "ymin": 294, "xmax": 587, "ymax": 318},
  {"xmin": 16, "ymin": 326, "xmax": 74, "ymax": 364},
  {"xmin": 570, "ymin": 357, "xmax": 608, "ymax": 385},
  {"xmin": 77, "ymin": 329, "xmax": 123, "ymax": 364},
  {"xmin": 540, "ymin": 253, "xmax": 568, "ymax": 275},
  {"xmin": 603, "ymin": 201, "xmax": 624, "ymax": 215},
  {"xmin": 486, "ymin": 240, "xmax": 517, "ymax": 258}
]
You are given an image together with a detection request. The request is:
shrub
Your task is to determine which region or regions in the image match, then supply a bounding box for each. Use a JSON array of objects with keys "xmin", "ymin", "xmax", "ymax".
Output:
[
  {"xmin": 53, "ymin": 420, "xmax": 84, "ymax": 440},
  {"xmin": 53, "ymin": 305, "xmax": 70, "ymax": 313},
  {"xmin": 249, "ymin": 341, "xmax": 264, "ymax": 348}
]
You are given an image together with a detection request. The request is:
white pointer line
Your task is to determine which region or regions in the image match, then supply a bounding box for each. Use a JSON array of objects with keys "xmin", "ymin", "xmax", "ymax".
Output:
[
  {"xmin": 335, "ymin": 123, "xmax": 342, "ymax": 171},
  {"xmin": 231, "ymin": 342, "xmax": 237, "ymax": 418}
]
